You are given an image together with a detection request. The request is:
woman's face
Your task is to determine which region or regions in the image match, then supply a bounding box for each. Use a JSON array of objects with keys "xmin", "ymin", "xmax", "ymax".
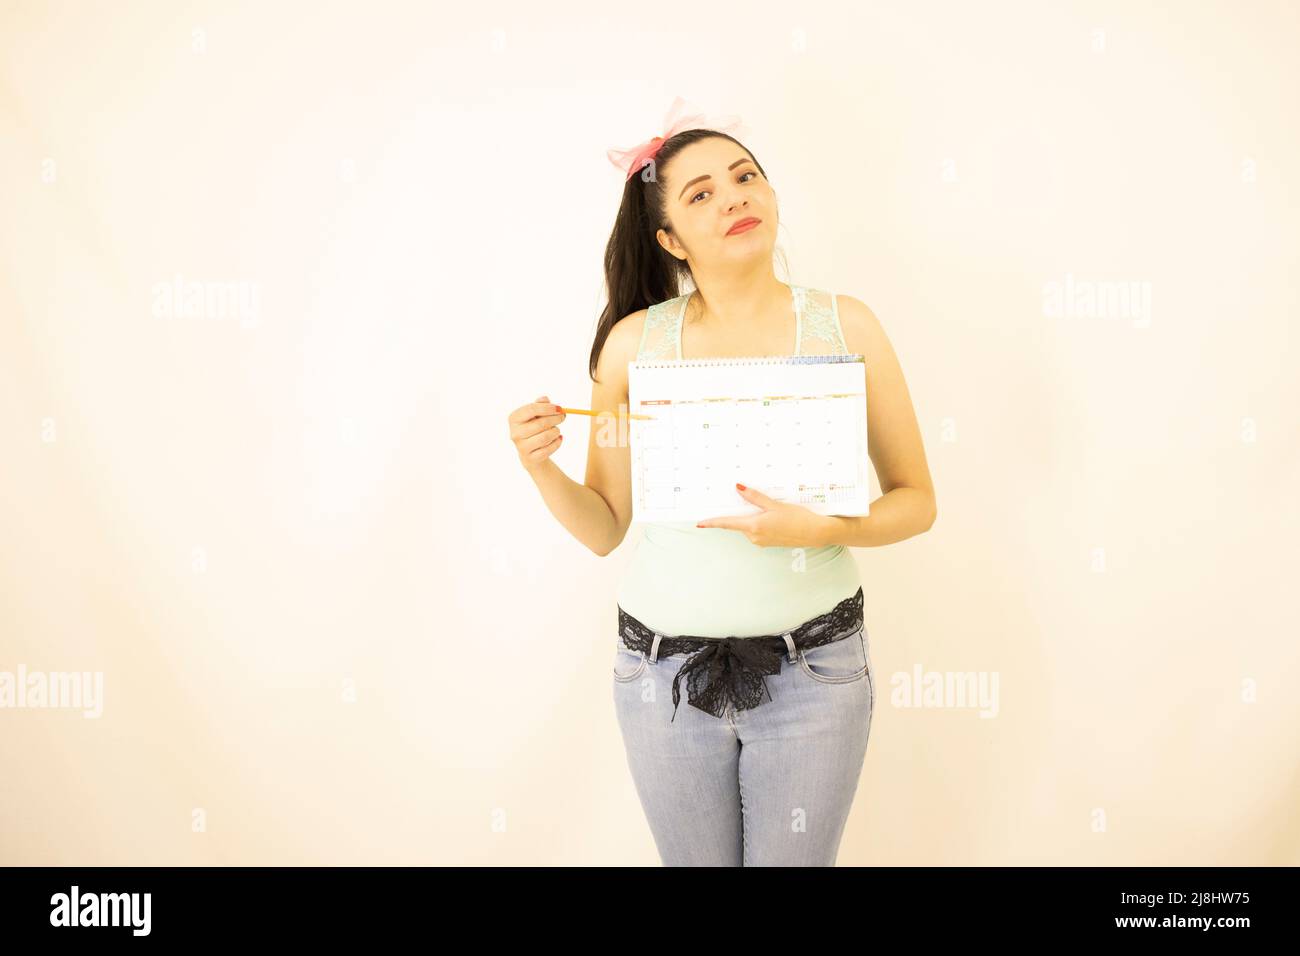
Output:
[{"xmin": 655, "ymin": 137, "xmax": 777, "ymax": 268}]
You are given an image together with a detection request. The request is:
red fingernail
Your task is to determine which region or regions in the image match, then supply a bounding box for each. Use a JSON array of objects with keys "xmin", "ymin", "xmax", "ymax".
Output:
[
  {"xmin": 736, "ymin": 482, "xmax": 746, "ymax": 491},
  {"xmin": 554, "ymin": 405, "xmax": 563, "ymax": 413}
]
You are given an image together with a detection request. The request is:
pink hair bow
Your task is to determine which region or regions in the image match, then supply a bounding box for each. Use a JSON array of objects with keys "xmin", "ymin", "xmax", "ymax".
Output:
[{"xmin": 606, "ymin": 96, "xmax": 748, "ymax": 181}]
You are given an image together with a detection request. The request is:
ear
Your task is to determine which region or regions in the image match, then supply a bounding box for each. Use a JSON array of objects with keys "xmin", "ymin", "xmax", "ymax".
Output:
[{"xmin": 656, "ymin": 227, "xmax": 687, "ymax": 261}]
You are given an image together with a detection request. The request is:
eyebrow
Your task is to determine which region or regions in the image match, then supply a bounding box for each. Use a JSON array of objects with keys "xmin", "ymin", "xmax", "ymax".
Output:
[{"xmin": 677, "ymin": 157, "xmax": 756, "ymax": 200}]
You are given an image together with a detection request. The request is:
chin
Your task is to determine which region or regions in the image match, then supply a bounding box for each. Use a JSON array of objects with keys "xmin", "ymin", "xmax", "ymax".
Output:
[{"xmin": 725, "ymin": 241, "xmax": 773, "ymax": 260}]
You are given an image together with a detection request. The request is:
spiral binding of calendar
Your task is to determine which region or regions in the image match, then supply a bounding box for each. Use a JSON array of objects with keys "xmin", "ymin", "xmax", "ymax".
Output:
[{"xmin": 631, "ymin": 353, "xmax": 864, "ymax": 369}]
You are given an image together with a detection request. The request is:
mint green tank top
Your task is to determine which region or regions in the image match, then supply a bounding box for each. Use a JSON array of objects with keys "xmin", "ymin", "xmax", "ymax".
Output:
[{"xmin": 615, "ymin": 283, "xmax": 863, "ymax": 638}]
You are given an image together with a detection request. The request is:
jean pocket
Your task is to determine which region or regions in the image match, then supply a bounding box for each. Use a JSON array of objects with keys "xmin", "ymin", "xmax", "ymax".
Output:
[
  {"xmin": 613, "ymin": 644, "xmax": 648, "ymax": 682},
  {"xmin": 797, "ymin": 626, "xmax": 869, "ymax": 684}
]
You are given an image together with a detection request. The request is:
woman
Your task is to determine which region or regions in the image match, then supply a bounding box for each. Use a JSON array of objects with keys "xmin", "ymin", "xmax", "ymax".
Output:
[{"xmin": 507, "ymin": 116, "xmax": 936, "ymax": 866}]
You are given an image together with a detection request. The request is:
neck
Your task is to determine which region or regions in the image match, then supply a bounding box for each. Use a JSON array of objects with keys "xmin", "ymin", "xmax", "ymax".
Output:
[{"xmin": 687, "ymin": 264, "xmax": 788, "ymax": 328}]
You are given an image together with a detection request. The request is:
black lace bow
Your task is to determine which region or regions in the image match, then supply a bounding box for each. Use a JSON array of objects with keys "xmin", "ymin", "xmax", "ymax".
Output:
[{"xmin": 670, "ymin": 636, "xmax": 786, "ymax": 722}]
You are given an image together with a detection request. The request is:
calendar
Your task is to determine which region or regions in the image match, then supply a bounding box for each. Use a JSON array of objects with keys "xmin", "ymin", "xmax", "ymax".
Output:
[{"xmin": 628, "ymin": 354, "xmax": 871, "ymax": 523}]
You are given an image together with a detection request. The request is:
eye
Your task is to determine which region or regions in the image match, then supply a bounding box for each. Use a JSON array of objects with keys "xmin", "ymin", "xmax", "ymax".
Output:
[{"xmin": 689, "ymin": 170, "xmax": 759, "ymax": 204}]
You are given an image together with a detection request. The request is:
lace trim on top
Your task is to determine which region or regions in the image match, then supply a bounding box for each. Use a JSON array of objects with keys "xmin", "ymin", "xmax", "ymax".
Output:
[
  {"xmin": 616, "ymin": 586, "xmax": 865, "ymax": 721},
  {"xmin": 634, "ymin": 286, "xmax": 847, "ymax": 362},
  {"xmin": 635, "ymin": 294, "xmax": 689, "ymax": 362},
  {"xmin": 795, "ymin": 286, "xmax": 849, "ymax": 356}
]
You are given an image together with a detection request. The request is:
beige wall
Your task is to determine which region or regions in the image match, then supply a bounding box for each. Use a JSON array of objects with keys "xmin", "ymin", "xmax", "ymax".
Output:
[{"xmin": 1, "ymin": 0, "xmax": 1296, "ymax": 865}]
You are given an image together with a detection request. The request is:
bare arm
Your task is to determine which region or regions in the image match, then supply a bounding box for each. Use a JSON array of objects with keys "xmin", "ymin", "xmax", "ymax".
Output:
[
  {"xmin": 814, "ymin": 294, "xmax": 937, "ymax": 547},
  {"xmin": 512, "ymin": 311, "xmax": 643, "ymax": 557}
]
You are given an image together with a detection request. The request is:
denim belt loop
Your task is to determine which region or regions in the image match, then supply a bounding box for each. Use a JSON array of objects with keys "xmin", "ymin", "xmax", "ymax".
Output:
[
  {"xmin": 649, "ymin": 633, "xmax": 664, "ymax": 664},
  {"xmin": 780, "ymin": 631, "xmax": 798, "ymax": 663}
]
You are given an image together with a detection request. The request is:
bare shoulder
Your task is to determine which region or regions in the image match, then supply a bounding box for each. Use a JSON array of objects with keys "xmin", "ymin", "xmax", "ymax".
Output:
[
  {"xmin": 833, "ymin": 293, "xmax": 892, "ymax": 359},
  {"xmin": 592, "ymin": 307, "xmax": 649, "ymax": 390}
]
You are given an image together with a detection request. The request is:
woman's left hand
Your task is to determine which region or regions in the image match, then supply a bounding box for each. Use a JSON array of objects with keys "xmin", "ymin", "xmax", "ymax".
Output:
[{"xmin": 696, "ymin": 483, "xmax": 833, "ymax": 548}]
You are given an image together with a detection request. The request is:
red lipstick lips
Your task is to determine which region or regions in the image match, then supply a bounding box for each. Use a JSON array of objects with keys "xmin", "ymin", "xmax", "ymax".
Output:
[{"xmin": 726, "ymin": 217, "xmax": 761, "ymax": 236}]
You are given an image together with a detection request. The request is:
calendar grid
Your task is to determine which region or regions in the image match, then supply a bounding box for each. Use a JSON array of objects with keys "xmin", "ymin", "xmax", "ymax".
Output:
[{"xmin": 628, "ymin": 355, "xmax": 871, "ymax": 523}]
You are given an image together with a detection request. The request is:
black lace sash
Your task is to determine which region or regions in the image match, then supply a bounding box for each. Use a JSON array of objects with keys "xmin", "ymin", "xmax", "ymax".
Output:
[{"xmin": 616, "ymin": 587, "xmax": 864, "ymax": 722}]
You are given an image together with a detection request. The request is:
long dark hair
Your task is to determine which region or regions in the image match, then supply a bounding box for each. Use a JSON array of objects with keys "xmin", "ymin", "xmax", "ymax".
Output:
[{"xmin": 588, "ymin": 128, "xmax": 775, "ymax": 381}]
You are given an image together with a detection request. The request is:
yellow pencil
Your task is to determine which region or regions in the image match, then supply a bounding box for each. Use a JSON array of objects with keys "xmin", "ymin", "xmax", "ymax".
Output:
[{"xmin": 559, "ymin": 406, "xmax": 655, "ymax": 420}]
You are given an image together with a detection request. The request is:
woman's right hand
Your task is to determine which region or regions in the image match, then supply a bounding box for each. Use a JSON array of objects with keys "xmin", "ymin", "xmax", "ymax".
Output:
[{"xmin": 509, "ymin": 395, "xmax": 567, "ymax": 473}]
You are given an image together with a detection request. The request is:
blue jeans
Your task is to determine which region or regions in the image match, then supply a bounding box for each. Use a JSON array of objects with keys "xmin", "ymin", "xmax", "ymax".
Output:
[{"xmin": 612, "ymin": 621, "xmax": 875, "ymax": 866}]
